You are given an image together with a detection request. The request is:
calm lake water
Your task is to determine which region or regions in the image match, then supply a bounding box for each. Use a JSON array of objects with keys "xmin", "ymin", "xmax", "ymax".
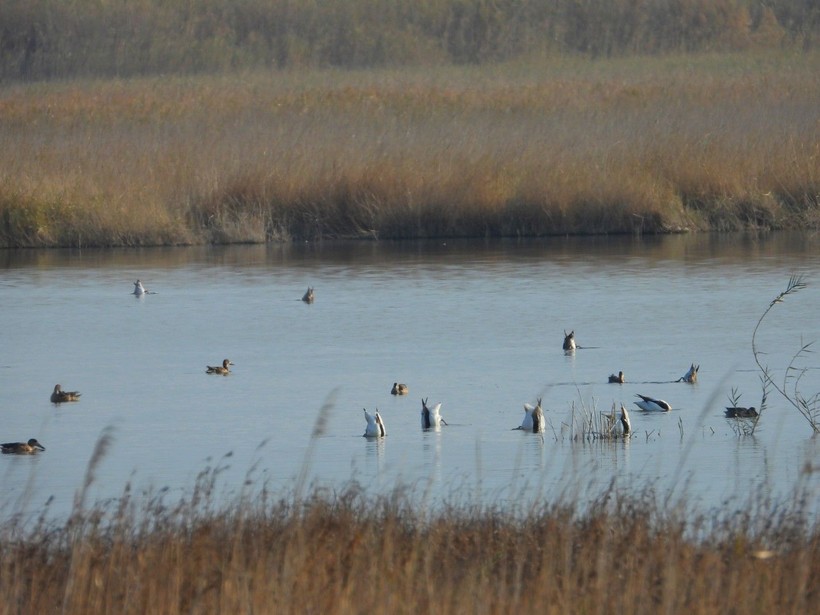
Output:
[{"xmin": 1, "ymin": 233, "xmax": 819, "ymax": 523}]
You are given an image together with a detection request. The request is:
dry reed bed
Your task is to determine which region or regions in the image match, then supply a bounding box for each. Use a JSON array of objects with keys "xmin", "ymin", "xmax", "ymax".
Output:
[
  {"xmin": 1, "ymin": 52, "xmax": 819, "ymax": 247},
  {"xmin": 0, "ymin": 477, "xmax": 816, "ymax": 614}
]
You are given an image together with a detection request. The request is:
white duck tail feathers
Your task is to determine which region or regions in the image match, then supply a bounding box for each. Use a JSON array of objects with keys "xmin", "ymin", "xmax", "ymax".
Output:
[
  {"xmin": 531, "ymin": 399, "xmax": 546, "ymax": 433},
  {"xmin": 619, "ymin": 404, "xmax": 632, "ymax": 435},
  {"xmin": 516, "ymin": 398, "xmax": 545, "ymax": 433},
  {"xmin": 363, "ymin": 408, "xmax": 387, "ymax": 437},
  {"xmin": 421, "ymin": 398, "xmax": 446, "ymax": 430},
  {"xmin": 634, "ymin": 394, "xmax": 672, "ymax": 412},
  {"xmin": 132, "ymin": 279, "xmax": 156, "ymax": 295}
]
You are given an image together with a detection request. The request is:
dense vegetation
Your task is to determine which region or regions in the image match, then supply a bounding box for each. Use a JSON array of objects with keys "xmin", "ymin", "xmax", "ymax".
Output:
[
  {"xmin": 1, "ymin": 0, "xmax": 818, "ymax": 81},
  {"xmin": 1, "ymin": 478, "xmax": 817, "ymax": 613},
  {"xmin": 1, "ymin": 51, "xmax": 818, "ymax": 247},
  {"xmin": 1, "ymin": 2, "xmax": 818, "ymax": 246}
]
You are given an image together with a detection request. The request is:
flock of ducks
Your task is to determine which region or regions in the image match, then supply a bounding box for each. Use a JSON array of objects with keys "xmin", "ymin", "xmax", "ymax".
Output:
[
  {"xmin": 2, "ymin": 290, "xmax": 753, "ymax": 454},
  {"xmin": 363, "ymin": 396, "xmax": 448, "ymax": 437},
  {"xmin": 566, "ymin": 330, "xmax": 702, "ymax": 419}
]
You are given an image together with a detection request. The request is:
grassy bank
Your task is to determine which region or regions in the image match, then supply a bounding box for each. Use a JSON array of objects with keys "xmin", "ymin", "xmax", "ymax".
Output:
[
  {"xmin": 1, "ymin": 51, "xmax": 819, "ymax": 247},
  {"xmin": 1, "ymin": 477, "xmax": 816, "ymax": 613}
]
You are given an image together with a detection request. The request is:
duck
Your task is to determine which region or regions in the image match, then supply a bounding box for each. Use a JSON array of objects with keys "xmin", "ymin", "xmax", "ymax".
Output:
[
  {"xmin": 608, "ymin": 371, "xmax": 625, "ymax": 384},
  {"xmin": 1, "ymin": 438, "xmax": 46, "ymax": 454},
  {"xmin": 617, "ymin": 404, "xmax": 631, "ymax": 435},
  {"xmin": 391, "ymin": 382, "xmax": 409, "ymax": 396},
  {"xmin": 302, "ymin": 287, "xmax": 315, "ymax": 303},
  {"xmin": 678, "ymin": 363, "xmax": 699, "ymax": 383},
  {"xmin": 363, "ymin": 408, "xmax": 386, "ymax": 437},
  {"xmin": 515, "ymin": 398, "xmax": 545, "ymax": 433},
  {"xmin": 132, "ymin": 280, "xmax": 156, "ymax": 295},
  {"xmin": 563, "ymin": 330, "xmax": 576, "ymax": 352},
  {"xmin": 603, "ymin": 404, "xmax": 632, "ymax": 436},
  {"xmin": 421, "ymin": 398, "xmax": 447, "ymax": 429},
  {"xmin": 51, "ymin": 384, "xmax": 81, "ymax": 403},
  {"xmin": 206, "ymin": 359, "xmax": 234, "ymax": 375},
  {"xmin": 725, "ymin": 406, "xmax": 758, "ymax": 418},
  {"xmin": 634, "ymin": 394, "xmax": 672, "ymax": 412}
]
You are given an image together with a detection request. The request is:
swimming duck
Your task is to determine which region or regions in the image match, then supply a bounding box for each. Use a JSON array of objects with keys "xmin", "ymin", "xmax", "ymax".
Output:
[
  {"xmin": 725, "ymin": 406, "xmax": 758, "ymax": 418},
  {"xmin": 363, "ymin": 408, "xmax": 386, "ymax": 437},
  {"xmin": 563, "ymin": 330, "xmax": 576, "ymax": 352},
  {"xmin": 421, "ymin": 398, "xmax": 447, "ymax": 429},
  {"xmin": 302, "ymin": 287, "xmax": 315, "ymax": 303},
  {"xmin": 608, "ymin": 371, "xmax": 625, "ymax": 384},
  {"xmin": 391, "ymin": 382, "xmax": 409, "ymax": 396},
  {"xmin": 206, "ymin": 359, "xmax": 234, "ymax": 375},
  {"xmin": 678, "ymin": 363, "xmax": 699, "ymax": 383},
  {"xmin": 634, "ymin": 394, "xmax": 672, "ymax": 412},
  {"xmin": 1, "ymin": 438, "xmax": 46, "ymax": 454},
  {"xmin": 51, "ymin": 384, "xmax": 81, "ymax": 403},
  {"xmin": 516, "ymin": 398, "xmax": 545, "ymax": 433}
]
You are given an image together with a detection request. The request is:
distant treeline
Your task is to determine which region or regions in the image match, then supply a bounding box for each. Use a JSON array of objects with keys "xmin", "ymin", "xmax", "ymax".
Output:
[{"xmin": 1, "ymin": 0, "xmax": 818, "ymax": 81}]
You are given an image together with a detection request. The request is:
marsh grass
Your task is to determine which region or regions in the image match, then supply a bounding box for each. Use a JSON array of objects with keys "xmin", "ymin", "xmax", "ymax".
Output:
[
  {"xmin": 1, "ymin": 52, "xmax": 819, "ymax": 247},
  {"xmin": 561, "ymin": 399, "xmax": 635, "ymax": 442},
  {"xmin": 1, "ymin": 457, "xmax": 817, "ymax": 613}
]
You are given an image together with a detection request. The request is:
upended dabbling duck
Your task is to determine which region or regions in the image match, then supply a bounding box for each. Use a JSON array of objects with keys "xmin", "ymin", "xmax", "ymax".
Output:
[
  {"xmin": 363, "ymin": 408, "xmax": 386, "ymax": 437},
  {"xmin": 421, "ymin": 398, "xmax": 447, "ymax": 429},
  {"xmin": 634, "ymin": 394, "xmax": 672, "ymax": 412},
  {"xmin": 515, "ymin": 398, "xmax": 546, "ymax": 433},
  {"xmin": 678, "ymin": 363, "xmax": 699, "ymax": 384},
  {"xmin": 132, "ymin": 280, "xmax": 156, "ymax": 295}
]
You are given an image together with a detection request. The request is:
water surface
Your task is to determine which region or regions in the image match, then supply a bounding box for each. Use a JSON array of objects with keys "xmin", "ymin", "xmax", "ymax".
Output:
[{"xmin": 1, "ymin": 234, "xmax": 818, "ymax": 522}]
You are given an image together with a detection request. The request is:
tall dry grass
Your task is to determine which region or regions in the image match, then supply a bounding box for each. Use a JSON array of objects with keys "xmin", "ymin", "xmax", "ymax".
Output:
[
  {"xmin": 1, "ymin": 466, "xmax": 816, "ymax": 614},
  {"xmin": 1, "ymin": 51, "xmax": 818, "ymax": 247}
]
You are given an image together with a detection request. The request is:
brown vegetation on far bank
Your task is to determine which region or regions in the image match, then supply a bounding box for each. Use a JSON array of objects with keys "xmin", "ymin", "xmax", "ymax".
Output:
[{"xmin": 1, "ymin": 52, "xmax": 819, "ymax": 247}]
